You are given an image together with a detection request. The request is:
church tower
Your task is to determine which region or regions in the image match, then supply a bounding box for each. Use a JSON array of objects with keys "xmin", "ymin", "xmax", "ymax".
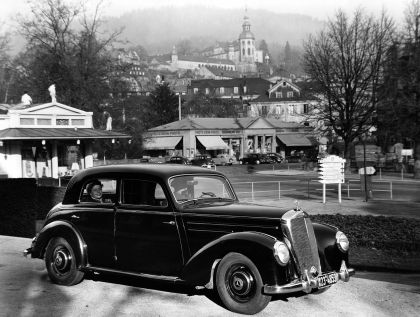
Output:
[
  {"xmin": 237, "ymin": 14, "xmax": 257, "ymax": 74},
  {"xmin": 239, "ymin": 15, "xmax": 255, "ymax": 63}
]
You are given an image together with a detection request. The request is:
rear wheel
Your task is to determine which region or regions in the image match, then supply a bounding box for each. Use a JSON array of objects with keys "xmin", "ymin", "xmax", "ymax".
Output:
[
  {"xmin": 215, "ymin": 252, "xmax": 271, "ymax": 315},
  {"xmin": 45, "ymin": 237, "xmax": 84, "ymax": 286}
]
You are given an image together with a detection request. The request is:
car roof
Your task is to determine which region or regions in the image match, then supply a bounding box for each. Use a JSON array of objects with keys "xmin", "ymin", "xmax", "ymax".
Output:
[{"xmin": 63, "ymin": 164, "xmax": 225, "ymax": 204}]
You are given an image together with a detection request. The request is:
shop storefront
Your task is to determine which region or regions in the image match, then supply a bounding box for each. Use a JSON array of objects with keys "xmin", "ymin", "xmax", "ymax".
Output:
[
  {"xmin": 144, "ymin": 117, "xmax": 316, "ymax": 159},
  {"xmin": 0, "ymin": 102, "xmax": 130, "ymax": 178}
]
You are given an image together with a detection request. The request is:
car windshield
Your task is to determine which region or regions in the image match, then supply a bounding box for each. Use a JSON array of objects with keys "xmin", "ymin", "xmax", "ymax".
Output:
[{"xmin": 169, "ymin": 175, "xmax": 235, "ymax": 203}]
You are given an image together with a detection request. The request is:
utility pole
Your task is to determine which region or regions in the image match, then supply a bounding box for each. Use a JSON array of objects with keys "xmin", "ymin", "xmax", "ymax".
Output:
[{"xmin": 176, "ymin": 92, "xmax": 185, "ymax": 121}]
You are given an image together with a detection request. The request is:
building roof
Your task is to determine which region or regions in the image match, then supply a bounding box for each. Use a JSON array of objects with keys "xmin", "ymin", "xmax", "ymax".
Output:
[
  {"xmin": 148, "ymin": 117, "xmax": 302, "ymax": 132},
  {"xmin": 0, "ymin": 128, "xmax": 131, "ymax": 140},
  {"xmin": 189, "ymin": 77, "xmax": 271, "ymax": 90},
  {"xmin": 206, "ymin": 66, "xmax": 239, "ymax": 78},
  {"xmin": 178, "ymin": 55, "xmax": 235, "ymax": 65}
]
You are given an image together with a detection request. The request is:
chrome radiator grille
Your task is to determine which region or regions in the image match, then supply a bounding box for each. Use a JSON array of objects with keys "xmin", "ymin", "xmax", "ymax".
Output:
[{"xmin": 281, "ymin": 210, "xmax": 321, "ymax": 275}]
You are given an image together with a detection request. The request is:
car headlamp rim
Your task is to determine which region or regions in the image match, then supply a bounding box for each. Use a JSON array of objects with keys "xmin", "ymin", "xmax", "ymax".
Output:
[
  {"xmin": 273, "ymin": 241, "xmax": 290, "ymax": 266},
  {"xmin": 336, "ymin": 231, "xmax": 349, "ymax": 252}
]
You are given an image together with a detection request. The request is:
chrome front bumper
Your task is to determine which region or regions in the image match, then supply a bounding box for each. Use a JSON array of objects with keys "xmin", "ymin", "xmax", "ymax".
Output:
[{"xmin": 264, "ymin": 260, "xmax": 355, "ymax": 295}]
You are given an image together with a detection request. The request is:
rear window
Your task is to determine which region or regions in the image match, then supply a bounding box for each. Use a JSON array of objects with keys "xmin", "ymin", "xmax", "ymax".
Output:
[{"xmin": 80, "ymin": 178, "xmax": 117, "ymax": 204}]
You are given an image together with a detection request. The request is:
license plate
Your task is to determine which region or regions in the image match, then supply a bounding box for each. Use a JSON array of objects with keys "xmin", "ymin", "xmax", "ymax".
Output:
[{"xmin": 317, "ymin": 272, "xmax": 338, "ymax": 288}]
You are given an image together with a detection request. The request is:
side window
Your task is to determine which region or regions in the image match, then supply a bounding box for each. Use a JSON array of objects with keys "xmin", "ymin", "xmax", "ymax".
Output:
[
  {"xmin": 80, "ymin": 178, "xmax": 117, "ymax": 204},
  {"xmin": 122, "ymin": 179, "xmax": 168, "ymax": 207}
]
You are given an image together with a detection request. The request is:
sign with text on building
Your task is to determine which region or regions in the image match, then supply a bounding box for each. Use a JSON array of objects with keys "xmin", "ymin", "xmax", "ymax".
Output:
[{"xmin": 318, "ymin": 155, "xmax": 346, "ymax": 184}]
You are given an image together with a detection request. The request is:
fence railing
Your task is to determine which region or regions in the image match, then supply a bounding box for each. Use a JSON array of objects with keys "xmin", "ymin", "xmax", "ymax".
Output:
[{"xmin": 231, "ymin": 179, "xmax": 399, "ymax": 201}]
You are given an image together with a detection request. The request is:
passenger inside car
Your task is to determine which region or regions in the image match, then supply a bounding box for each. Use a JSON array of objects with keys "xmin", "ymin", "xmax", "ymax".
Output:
[
  {"xmin": 81, "ymin": 179, "xmax": 115, "ymax": 203},
  {"xmin": 85, "ymin": 180, "xmax": 104, "ymax": 203}
]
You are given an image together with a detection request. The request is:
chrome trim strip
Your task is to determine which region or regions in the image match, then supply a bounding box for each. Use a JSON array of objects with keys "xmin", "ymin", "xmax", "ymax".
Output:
[
  {"xmin": 263, "ymin": 261, "xmax": 355, "ymax": 295},
  {"xmin": 85, "ymin": 266, "xmax": 182, "ymax": 282},
  {"xmin": 204, "ymin": 259, "xmax": 221, "ymax": 290}
]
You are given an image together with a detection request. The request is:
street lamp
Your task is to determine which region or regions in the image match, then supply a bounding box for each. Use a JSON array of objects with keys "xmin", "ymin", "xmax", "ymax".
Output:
[{"xmin": 176, "ymin": 92, "xmax": 186, "ymax": 121}]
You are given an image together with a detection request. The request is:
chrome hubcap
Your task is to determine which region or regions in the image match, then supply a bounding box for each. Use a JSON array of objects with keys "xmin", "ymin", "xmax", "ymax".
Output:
[
  {"xmin": 52, "ymin": 247, "xmax": 71, "ymax": 274},
  {"xmin": 226, "ymin": 265, "xmax": 255, "ymax": 302}
]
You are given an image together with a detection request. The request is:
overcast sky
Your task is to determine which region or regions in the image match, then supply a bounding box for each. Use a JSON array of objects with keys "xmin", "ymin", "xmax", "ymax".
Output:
[{"xmin": 0, "ymin": 0, "xmax": 410, "ymax": 23}]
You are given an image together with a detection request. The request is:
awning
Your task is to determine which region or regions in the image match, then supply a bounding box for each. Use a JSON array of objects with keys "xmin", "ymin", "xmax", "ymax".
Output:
[
  {"xmin": 277, "ymin": 134, "xmax": 313, "ymax": 147},
  {"xmin": 143, "ymin": 136, "xmax": 182, "ymax": 150},
  {"xmin": 196, "ymin": 136, "xmax": 229, "ymax": 150},
  {"xmin": 0, "ymin": 128, "xmax": 130, "ymax": 140}
]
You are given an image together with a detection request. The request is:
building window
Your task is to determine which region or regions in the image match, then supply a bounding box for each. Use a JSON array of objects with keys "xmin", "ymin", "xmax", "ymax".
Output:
[
  {"xmin": 220, "ymin": 87, "xmax": 225, "ymax": 94},
  {"xmin": 56, "ymin": 118, "xmax": 69, "ymax": 126},
  {"xmin": 205, "ymin": 88, "xmax": 210, "ymax": 95},
  {"xmin": 288, "ymin": 105, "xmax": 294, "ymax": 115},
  {"xmin": 37, "ymin": 118, "xmax": 52, "ymax": 125},
  {"xmin": 248, "ymin": 48, "xmax": 250, "ymax": 55},
  {"xmin": 287, "ymin": 91, "xmax": 294, "ymax": 98},
  {"xmin": 243, "ymin": 86, "xmax": 247, "ymax": 93},
  {"xmin": 275, "ymin": 92, "xmax": 282, "ymax": 98},
  {"xmin": 20, "ymin": 118, "xmax": 34, "ymax": 125},
  {"xmin": 72, "ymin": 119, "xmax": 85, "ymax": 126},
  {"xmin": 247, "ymin": 40, "xmax": 250, "ymax": 45},
  {"xmin": 242, "ymin": 48, "xmax": 245, "ymax": 55},
  {"xmin": 193, "ymin": 88, "xmax": 198, "ymax": 94},
  {"xmin": 234, "ymin": 86, "xmax": 239, "ymax": 94},
  {"xmin": 304, "ymin": 104, "xmax": 309, "ymax": 113}
]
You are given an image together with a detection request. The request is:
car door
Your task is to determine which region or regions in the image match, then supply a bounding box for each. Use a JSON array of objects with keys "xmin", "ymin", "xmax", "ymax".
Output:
[
  {"xmin": 72, "ymin": 178, "xmax": 117, "ymax": 268},
  {"xmin": 115, "ymin": 178, "xmax": 184, "ymax": 276}
]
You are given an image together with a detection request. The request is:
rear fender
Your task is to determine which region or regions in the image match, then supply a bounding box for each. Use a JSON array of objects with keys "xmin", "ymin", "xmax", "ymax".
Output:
[
  {"xmin": 182, "ymin": 231, "xmax": 282, "ymax": 287},
  {"xmin": 31, "ymin": 220, "xmax": 88, "ymax": 269}
]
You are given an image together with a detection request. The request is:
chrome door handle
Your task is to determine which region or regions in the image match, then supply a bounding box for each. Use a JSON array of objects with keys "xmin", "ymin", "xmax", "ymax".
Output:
[
  {"xmin": 163, "ymin": 221, "xmax": 176, "ymax": 226},
  {"xmin": 71, "ymin": 215, "xmax": 80, "ymax": 219}
]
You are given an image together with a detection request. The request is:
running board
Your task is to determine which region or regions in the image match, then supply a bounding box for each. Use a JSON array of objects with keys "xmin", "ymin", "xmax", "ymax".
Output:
[{"xmin": 84, "ymin": 266, "xmax": 183, "ymax": 283}]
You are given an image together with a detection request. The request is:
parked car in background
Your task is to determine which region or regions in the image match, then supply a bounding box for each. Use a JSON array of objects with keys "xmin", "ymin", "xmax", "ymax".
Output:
[
  {"xmin": 190, "ymin": 154, "xmax": 213, "ymax": 166},
  {"xmin": 286, "ymin": 154, "xmax": 302, "ymax": 163},
  {"xmin": 239, "ymin": 153, "xmax": 275, "ymax": 165},
  {"xmin": 167, "ymin": 156, "xmax": 191, "ymax": 165},
  {"xmin": 266, "ymin": 152, "xmax": 284, "ymax": 163},
  {"xmin": 25, "ymin": 164, "xmax": 354, "ymax": 314},
  {"xmin": 212, "ymin": 154, "xmax": 235, "ymax": 166}
]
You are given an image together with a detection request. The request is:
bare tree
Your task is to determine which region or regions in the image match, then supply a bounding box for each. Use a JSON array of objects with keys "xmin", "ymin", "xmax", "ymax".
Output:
[
  {"xmin": 381, "ymin": 0, "xmax": 420, "ymax": 178},
  {"xmin": 303, "ymin": 9, "xmax": 395, "ymax": 165},
  {"xmin": 0, "ymin": 22, "xmax": 12, "ymax": 102},
  {"xmin": 14, "ymin": 0, "xmax": 124, "ymax": 115}
]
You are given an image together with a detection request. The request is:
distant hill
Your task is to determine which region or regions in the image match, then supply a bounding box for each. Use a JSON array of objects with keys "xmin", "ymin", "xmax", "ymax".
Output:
[{"xmin": 105, "ymin": 5, "xmax": 325, "ymax": 58}]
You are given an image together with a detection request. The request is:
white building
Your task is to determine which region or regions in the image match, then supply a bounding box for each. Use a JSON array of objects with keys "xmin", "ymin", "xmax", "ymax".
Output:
[{"xmin": 0, "ymin": 102, "xmax": 129, "ymax": 178}]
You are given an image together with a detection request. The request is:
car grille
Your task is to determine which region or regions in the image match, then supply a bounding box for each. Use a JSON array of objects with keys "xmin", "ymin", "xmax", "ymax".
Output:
[{"xmin": 281, "ymin": 210, "xmax": 321, "ymax": 275}]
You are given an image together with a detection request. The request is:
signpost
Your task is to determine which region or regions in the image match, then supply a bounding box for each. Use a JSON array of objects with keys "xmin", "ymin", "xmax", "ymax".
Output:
[{"xmin": 318, "ymin": 155, "xmax": 346, "ymax": 203}]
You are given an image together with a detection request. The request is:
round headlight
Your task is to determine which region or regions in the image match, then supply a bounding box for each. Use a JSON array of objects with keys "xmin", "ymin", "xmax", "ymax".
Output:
[
  {"xmin": 336, "ymin": 231, "xmax": 349, "ymax": 252},
  {"xmin": 273, "ymin": 241, "xmax": 290, "ymax": 266}
]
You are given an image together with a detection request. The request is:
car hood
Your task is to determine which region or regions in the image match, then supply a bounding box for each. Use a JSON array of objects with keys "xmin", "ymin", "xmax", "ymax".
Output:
[{"xmin": 181, "ymin": 201, "xmax": 291, "ymax": 219}]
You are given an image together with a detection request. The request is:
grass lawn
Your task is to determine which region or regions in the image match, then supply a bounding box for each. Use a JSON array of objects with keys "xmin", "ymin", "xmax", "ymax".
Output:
[{"xmin": 310, "ymin": 214, "xmax": 420, "ymax": 272}]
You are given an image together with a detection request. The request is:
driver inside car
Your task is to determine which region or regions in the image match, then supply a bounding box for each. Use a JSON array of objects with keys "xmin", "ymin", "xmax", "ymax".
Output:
[{"xmin": 170, "ymin": 177, "xmax": 195, "ymax": 201}]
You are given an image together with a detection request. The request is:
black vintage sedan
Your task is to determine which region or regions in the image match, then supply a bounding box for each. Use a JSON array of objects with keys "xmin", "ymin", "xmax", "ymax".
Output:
[{"xmin": 24, "ymin": 164, "xmax": 354, "ymax": 315}]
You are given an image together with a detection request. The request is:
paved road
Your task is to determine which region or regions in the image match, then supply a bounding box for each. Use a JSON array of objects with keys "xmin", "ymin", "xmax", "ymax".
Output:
[
  {"xmin": 223, "ymin": 167, "xmax": 420, "ymax": 203},
  {"xmin": 2, "ymin": 236, "xmax": 419, "ymax": 317}
]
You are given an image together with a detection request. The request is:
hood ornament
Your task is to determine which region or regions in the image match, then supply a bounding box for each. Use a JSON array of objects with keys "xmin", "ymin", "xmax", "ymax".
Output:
[{"xmin": 294, "ymin": 200, "xmax": 300, "ymax": 211}]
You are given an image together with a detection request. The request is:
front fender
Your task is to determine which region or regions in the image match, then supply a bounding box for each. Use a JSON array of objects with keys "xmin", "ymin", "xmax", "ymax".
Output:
[
  {"xmin": 312, "ymin": 222, "xmax": 348, "ymax": 272},
  {"xmin": 182, "ymin": 231, "xmax": 284, "ymax": 286},
  {"xmin": 31, "ymin": 220, "xmax": 88, "ymax": 269}
]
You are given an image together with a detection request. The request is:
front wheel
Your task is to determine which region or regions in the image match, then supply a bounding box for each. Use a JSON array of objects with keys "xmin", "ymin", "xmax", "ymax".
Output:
[
  {"xmin": 215, "ymin": 252, "xmax": 271, "ymax": 315},
  {"xmin": 45, "ymin": 237, "xmax": 84, "ymax": 286}
]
